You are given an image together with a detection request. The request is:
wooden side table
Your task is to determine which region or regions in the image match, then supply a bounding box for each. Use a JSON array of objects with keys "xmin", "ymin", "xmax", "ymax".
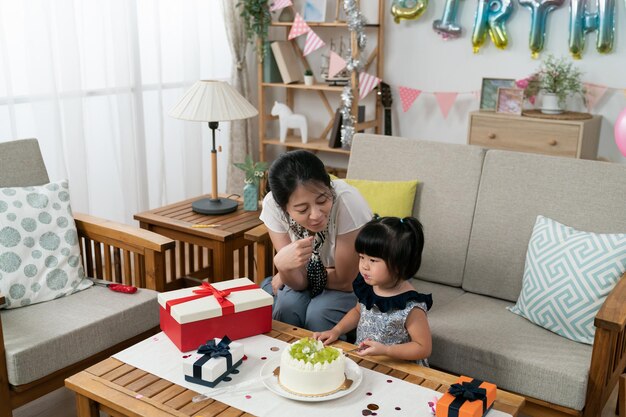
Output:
[{"xmin": 134, "ymin": 195, "xmax": 263, "ymax": 289}]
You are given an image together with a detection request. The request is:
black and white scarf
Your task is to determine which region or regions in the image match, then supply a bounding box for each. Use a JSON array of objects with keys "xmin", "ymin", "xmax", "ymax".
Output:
[{"xmin": 288, "ymin": 217, "xmax": 328, "ymax": 298}]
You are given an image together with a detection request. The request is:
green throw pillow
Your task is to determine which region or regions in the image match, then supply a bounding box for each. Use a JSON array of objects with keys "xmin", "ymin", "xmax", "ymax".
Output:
[
  {"xmin": 342, "ymin": 178, "xmax": 419, "ymax": 218},
  {"xmin": 0, "ymin": 180, "xmax": 91, "ymax": 309},
  {"xmin": 508, "ymin": 215, "xmax": 626, "ymax": 344}
]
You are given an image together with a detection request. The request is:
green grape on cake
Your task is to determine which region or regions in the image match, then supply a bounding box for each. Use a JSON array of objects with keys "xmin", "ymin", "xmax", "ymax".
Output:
[{"xmin": 288, "ymin": 337, "xmax": 340, "ymax": 364}]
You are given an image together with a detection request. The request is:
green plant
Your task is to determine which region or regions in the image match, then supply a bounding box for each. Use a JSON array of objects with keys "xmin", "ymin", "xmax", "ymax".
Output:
[
  {"xmin": 234, "ymin": 155, "xmax": 268, "ymax": 185},
  {"xmin": 237, "ymin": 0, "xmax": 271, "ymax": 58},
  {"xmin": 518, "ymin": 55, "xmax": 585, "ymax": 106},
  {"xmin": 304, "ymin": 69, "xmax": 313, "ymax": 76}
]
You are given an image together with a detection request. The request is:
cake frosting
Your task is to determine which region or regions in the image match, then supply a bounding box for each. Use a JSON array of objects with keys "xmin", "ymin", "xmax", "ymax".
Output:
[{"xmin": 278, "ymin": 338, "xmax": 345, "ymax": 396}]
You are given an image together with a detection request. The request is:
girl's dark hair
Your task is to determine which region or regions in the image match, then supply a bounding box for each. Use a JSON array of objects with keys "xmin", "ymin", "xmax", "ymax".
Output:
[
  {"xmin": 266, "ymin": 150, "xmax": 332, "ymax": 210},
  {"xmin": 355, "ymin": 216, "xmax": 424, "ymax": 281}
]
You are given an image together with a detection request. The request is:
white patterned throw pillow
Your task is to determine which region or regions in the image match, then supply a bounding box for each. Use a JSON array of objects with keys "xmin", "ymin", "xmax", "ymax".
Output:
[
  {"xmin": 0, "ymin": 180, "xmax": 91, "ymax": 309},
  {"xmin": 508, "ymin": 215, "xmax": 626, "ymax": 344}
]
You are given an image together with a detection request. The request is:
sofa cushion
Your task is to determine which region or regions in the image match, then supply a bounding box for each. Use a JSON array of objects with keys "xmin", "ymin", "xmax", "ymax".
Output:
[
  {"xmin": 428, "ymin": 293, "xmax": 592, "ymax": 410},
  {"xmin": 508, "ymin": 215, "xmax": 626, "ymax": 344},
  {"xmin": 2, "ymin": 285, "xmax": 158, "ymax": 385},
  {"xmin": 410, "ymin": 278, "xmax": 465, "ymax": 312},
  {"xmin": 463, "ymin": 150, "xmax": 626, "ymax": 301},
  {"xmin": 342, "ymin": 178, "xmax": 419, "ymax": 218},
  {"xmin": 349, "ymin": 134, "xmax": 486, "ymax": 287}
]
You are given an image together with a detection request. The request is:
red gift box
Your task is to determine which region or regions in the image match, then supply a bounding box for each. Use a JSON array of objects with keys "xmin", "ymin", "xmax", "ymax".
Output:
[
  {"xmin": 157, "ymin": 278, "xmax": 273, "ymax": 352},
  {"xmin": 436, "ymin": 376, "xmax": 496, "ymax": 417}
]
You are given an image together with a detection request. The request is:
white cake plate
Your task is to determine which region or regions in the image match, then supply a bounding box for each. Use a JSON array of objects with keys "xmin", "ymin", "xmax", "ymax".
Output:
[{"xmin": 260, "ymin": 357, "xmax": 363, "ymax": 402}]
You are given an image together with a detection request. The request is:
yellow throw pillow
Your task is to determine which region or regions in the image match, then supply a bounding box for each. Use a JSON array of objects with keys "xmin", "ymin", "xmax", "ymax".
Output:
[{"xmin": 343, "ymin": 178, "xmax": 419, "ymax": 218}]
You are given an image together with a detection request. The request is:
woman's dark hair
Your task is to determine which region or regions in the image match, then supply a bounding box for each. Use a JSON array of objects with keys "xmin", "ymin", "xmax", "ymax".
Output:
[
  {"xmin": 266, "ymin": 150, "xmax": 332, "ymax": 210},
  {"xmin": 355, "ymin": 216, "xmax": 424, "ymax": 281}
]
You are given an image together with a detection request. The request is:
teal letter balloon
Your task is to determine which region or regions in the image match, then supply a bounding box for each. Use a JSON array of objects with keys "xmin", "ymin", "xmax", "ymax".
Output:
[
  {"xmin": 471, "ymin": 0, "xmax": 514, "ymax": 53},
  {"xmin": 433, "ymin": 0, "xmax": 463, "ymax": 39},
  {"xmin": 391, "ymin": 0, "xmax": 429, "ymax": 23},
  {"xmin": 519, "ymin": 0, "xmax": 564, "ymax": 58},
  {"xmin": 569, "ymin": 0, "xmax": 615, "ymax": 59}
]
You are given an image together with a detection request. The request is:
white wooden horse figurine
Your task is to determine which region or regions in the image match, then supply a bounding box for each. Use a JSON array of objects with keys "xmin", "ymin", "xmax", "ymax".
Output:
[{"xmin": 271, "ymin": 101, "xmax": 308, "ymax": 144}]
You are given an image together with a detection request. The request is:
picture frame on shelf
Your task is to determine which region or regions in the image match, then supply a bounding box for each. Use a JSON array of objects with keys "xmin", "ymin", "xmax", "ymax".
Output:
[
  {"xmin": 329, "ymin": 109, "xmax": 343, "ymax": 148},
  {"xmin": 495, "ymin": 88, "xmax": 524, "ymax": 115},
  {"xmin": 303, "ymin": 0, "xmax": 327, "ymax": 22},
  {"xmin": 480, "ymin": 78, "xmax": 516, "ymax": 111}
]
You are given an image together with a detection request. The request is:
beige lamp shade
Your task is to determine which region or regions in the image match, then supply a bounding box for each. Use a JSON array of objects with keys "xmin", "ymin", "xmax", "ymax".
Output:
[{"xmin": 169, "ymin": 80, "xmax": 258, "ymax": 122}]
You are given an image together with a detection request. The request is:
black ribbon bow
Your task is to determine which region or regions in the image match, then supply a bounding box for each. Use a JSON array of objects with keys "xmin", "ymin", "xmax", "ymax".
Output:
[
  {"xmin": 447, "ymin": 379, "xmax": 488, "ymax": 417},
  {"xmin": 193, "ymin": 336, "xmax": 233, "ymax": 379}
]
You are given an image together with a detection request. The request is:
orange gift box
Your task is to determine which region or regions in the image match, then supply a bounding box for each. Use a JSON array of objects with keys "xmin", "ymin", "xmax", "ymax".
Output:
[{"xmin": 435, "ymin": 376, "xmax": 496, "ymax": 417}]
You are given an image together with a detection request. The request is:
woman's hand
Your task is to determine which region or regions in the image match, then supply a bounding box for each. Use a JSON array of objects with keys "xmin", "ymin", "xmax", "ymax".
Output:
[
  {"xmin": 355, "ymin": 338, "xmax": 388, "ymax": 357},
  {"xmin": 271, "ymin": 274, "xmax": 284, "ymax": 295},
  {"xmin": 313, "ymin": 328, "xmax": 341, "ymax": 345},
  {"xmin": 273, "ymin": 236, "xmax": 314, "ymax": 272}
]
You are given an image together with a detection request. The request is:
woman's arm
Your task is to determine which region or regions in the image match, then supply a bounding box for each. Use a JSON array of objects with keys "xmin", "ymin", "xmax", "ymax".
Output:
[
  {"xmin": 357, "ymin": 308, "xmax": 432, "ymax": 361},
  {"xmin": 268, "ymin": 229, "xmax": 311, "ymax": 291},
  {"xmin": 325, "ymin": 228, "xmax": 361, "ymax": 292}
]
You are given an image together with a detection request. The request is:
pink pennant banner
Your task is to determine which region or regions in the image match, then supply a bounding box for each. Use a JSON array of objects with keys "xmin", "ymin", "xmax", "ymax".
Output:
[
  {"xmin": 434, "ymin": 92, "xmax": 458, "ymax": 119},
  {"xmin": 358, "ymin": 72, "xmax": 381, "ymax": 100},
  {"xmin": 288, "ymin": 13, "xmax": 310, "ymax": 40},
  {"xmin": 584, "ymin": 83, "xmax": 608, "ymax": 112},
  {"xmin": 398, "ymin": 86, "xmax": 422, "ymax": 112},
  {"xmin": 270, "ymin": 0, "xmax": 292, "ymax": 12},
  {"xmin": 328, "ymin": 51, "xmax": 347, "ymax": 79},
  {"xmin": 303, "ymin": 30, "xmax": 325, "ymax": 56}
]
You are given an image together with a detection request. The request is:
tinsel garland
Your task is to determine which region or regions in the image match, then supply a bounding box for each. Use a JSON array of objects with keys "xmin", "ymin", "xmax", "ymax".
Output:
[{"xmin": 340, "ymin": 0, "xmax": 367, "ymax": 148}]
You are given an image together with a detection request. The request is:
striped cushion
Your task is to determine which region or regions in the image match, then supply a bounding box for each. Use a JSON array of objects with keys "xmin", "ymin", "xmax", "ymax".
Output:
[{"xmin": 508, "ymin": 215, "xmax": 626, "ymax": 344}]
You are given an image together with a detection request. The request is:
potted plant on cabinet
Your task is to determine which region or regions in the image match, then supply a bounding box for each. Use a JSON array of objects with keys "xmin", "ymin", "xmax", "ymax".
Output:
[
  {"xmin": 234, "ymin": 155, "xmax": 268, "ymax": 211},
  {"xmin": 304, "ymin": 69, "xmax": 314, "ymax": 86},
  {"xmin": 518, "ymin": 55, "xmax": 585, "ymax": 114}
]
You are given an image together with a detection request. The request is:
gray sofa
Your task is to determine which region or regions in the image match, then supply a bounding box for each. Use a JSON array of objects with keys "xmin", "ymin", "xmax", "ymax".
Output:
[{"xmin": 347, "ymin": 133, "xmax": 626, "ymax": 417}]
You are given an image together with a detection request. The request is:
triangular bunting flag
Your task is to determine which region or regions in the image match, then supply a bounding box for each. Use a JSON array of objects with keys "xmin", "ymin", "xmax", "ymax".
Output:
[
  {"xmin": 288, "ymin": 13, "xmax": 310, "ymax": 40},
  {"xmin": 270, "ymin": 0, "xmax": 292, "ymax": 12},
  {"xmin": 303, "ymin": 30, "xmax": 325, "ymax": 56},
  {"xmin": 434, "ymin": 92, "xmax": 458, "ymax": 119},
  {"xmin": 398, "ymin": 86, "xmax": 421, "ymax": 112},
  {"xmin": 584, "ymin": 83, "xmax": 608, "ymax": 112},
  {"xmin": 328, "ymin": 51, "xmax": 347, "ymax": 79},
  {"xmin": 358, "ymin": 72, "xmax": 381, "ymax": 100}
]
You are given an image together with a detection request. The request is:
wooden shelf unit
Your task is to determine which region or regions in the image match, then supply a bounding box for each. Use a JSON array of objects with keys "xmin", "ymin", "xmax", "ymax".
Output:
[{"xmin": 257, "ymin": 1, "xmax": 385, "ymax": 163}]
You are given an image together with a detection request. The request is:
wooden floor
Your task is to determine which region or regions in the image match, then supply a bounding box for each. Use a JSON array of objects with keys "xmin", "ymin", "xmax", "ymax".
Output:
[{"xmin": 12, "ymin": 381, "xmax": 621, "ymax": 417}]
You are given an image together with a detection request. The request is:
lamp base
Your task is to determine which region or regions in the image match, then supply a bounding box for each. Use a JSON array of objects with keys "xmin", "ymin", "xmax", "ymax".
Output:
[{"xmin": 191, "ymin": 198, "xmax": 238, "ymax": 215}]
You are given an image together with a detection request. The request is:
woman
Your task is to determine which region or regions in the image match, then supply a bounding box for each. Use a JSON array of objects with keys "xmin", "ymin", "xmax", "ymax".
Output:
[{"xmin": 260, "ymin": 150, "xmax": 372, "ymax": 332}]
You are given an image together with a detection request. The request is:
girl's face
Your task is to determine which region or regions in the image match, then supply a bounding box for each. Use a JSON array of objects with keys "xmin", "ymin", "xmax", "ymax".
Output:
[
  {"xmin": 359, "ymin": 254, "xmax": 396, "ymax": 288},
  {"xmin": 285, "ymin": 182, "xmax": 333, "ymax": 233}
]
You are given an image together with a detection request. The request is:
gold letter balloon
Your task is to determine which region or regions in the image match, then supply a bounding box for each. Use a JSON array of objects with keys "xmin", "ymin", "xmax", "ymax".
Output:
[
  {"xmin": 433, "ymin": 0, "xmax": 463, "ymax": 39},
  {"xmin": 471, "ymin": 0, "xmax": 514, "ymax": 53},
  {"xmin": 391, "ymin": 0, "xmax": 428, "ymax": 23},
  {"xmin": 568, "ymin": 0, "xmax": 615, "ymax": 59},
  {"xmin": 519, "ymin": 0, "xmax": 564, "ymax": 58}
]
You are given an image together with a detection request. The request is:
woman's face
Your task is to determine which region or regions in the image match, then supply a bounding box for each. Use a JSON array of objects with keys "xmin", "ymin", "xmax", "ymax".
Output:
[{"xmin": 285, "ymin": 182, "xmax": 333, "ymax": 233}]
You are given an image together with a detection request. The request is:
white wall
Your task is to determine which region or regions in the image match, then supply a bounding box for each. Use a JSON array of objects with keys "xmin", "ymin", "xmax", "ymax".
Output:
[{"xmin": 384, "ymin": 0, "xmax": 626, "ymax": 163}]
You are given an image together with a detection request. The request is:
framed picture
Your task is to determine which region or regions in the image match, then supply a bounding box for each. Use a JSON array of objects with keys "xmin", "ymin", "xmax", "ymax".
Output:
[
  {"xmin": 479, "ymin": 78, "xmax": 516, "ymax": 110},
  {"xmin": 495, "ymin": 88, "xmax": 524, "ymax": 115},
  {"xmin": 303, "ymin": 0, "xmax": 327, "ymax": 22}
]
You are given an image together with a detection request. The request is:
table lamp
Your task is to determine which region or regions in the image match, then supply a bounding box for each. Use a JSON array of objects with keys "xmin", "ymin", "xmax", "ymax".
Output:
[{"xmin": 169, "ymin": 80, "xmax": 258, "ymax": 214}]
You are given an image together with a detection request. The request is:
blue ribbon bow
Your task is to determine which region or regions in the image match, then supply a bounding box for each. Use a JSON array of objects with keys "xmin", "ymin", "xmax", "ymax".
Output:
[
  {"xmin": 447, "ymin": 379, "xmax": 488, "ymax": 417},
  {"xmin": 193, "ymin": 335, "xmax": 233, "ymax": 379}
]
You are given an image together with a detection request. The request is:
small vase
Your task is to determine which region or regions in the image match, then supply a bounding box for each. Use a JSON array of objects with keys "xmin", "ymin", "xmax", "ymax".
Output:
[
  {"xmin": 541, "ymin": 93, "xmax": 563, "ymax": 115},
  {"xmin": 304, "ymin": 75, "xmax": 314, "ymax": 86},
  {"xmin": 243, "ymin": 182, "xmax": 259, "ymax": 211}
]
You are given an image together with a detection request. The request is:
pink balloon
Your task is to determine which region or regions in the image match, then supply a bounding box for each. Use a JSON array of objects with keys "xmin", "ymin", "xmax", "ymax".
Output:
[{"xmin": 616, "ymin": 108, "xmax": 626, "ymax": 157}]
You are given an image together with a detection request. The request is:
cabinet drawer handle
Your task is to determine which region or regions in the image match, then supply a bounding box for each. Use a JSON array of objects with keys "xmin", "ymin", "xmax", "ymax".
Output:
[
  {"xmin": 488, "ymin": 133, "xmax": 496, "ymax": 139},
  {"xmin": 549, "ymin": 139, "xmax": 558, "ymax": 146}
]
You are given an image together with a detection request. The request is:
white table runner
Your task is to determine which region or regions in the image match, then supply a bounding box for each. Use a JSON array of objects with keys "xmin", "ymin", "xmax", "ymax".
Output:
[{"xmin": 113, "ymin": 332, "xmax": 511, "ymax": 417}]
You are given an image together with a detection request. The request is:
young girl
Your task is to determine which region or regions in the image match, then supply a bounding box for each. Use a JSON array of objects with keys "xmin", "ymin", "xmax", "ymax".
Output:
[{"xmin": 314, "ymin": 216, "xmax": 433, "ymax": 365}]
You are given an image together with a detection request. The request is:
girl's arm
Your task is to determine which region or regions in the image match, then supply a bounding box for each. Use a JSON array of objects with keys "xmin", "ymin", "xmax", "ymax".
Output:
[
  {"xmin": 325, "ymin": 228, "xmax": 361, "ymax": 292},
  {"xmin": 268, "ymin": 229, "xmax": 313, "ymax": 291},
  {"xmin": 357, "ymin": 308, "xmax": 432, "ymax": 361},
  {"xmin": 314, "ymin": 303, "xmax": 361, "ymax": 345}
]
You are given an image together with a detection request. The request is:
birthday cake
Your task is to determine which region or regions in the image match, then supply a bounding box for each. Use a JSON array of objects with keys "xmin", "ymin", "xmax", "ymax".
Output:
[{"xmin": 278, "ymin": 338, "xmax": 345, "ymax": 396}]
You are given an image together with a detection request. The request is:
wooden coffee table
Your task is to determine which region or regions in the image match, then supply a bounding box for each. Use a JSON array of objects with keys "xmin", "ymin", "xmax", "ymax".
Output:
[{"xmin": 65, "ymin": 321, "xmax": 524, "ymax": 417}]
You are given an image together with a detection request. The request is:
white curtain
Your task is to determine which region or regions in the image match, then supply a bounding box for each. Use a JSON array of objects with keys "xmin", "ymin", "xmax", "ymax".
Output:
[{"xmin": 0, "ymin": 0, "xmax": 232, "ymax": 224}]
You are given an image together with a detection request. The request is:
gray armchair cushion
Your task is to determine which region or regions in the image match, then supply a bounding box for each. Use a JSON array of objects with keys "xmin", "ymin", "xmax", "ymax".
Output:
[{"xmin": 0, "ymin": 139, "xmax": 49, "ymax": 187}]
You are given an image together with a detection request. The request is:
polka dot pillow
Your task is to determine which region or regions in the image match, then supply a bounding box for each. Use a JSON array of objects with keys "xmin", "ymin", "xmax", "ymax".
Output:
[{"xmin": 0, "ymin": 180, "xmax": 92, "ymax": 309}]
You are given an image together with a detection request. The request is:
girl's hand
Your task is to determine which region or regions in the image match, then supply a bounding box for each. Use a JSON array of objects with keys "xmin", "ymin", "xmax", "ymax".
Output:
[
  {"xmin": 313, "ymin": 328, "xmax": 340, "ymax": 345},
  {"xmin": 271, "ymin": 274, "xmax": 284, "ymax": 295},
  {"xmin": 355, "ymin": 338, "xmax": 388, "ymax": 357},
  {"xmin": 273, "ymin": 236, "xmax": 315, "ymax": 271}
]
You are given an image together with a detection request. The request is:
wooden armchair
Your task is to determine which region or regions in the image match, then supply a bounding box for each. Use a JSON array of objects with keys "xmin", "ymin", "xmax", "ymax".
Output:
[
  {"xmin": 244, "ymin": 224, "xmax": 274, "ymax": 285},
  {"xmin": 0, "ymin": 139, "xmax": 175, "ymax": 417}
]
